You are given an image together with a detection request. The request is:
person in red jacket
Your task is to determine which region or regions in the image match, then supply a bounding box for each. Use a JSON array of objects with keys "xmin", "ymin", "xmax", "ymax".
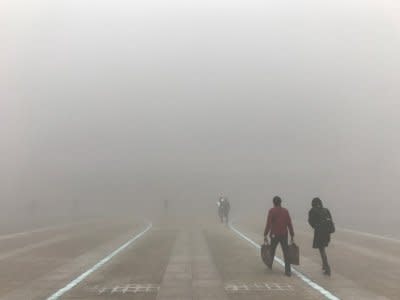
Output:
[{"xmin": 264, "ymin": 196, "xmax": 295, "ymax": 276}]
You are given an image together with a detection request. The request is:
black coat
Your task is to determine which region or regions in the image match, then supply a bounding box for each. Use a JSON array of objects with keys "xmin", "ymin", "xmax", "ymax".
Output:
[{"xmin": 308, "ymin": 207, "xmax": 332, "ymax": 249}]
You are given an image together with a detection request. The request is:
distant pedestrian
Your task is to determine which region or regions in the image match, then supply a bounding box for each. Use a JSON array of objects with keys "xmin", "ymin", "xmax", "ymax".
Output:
[
  {"xmin": 222, "ymin": 197, "xmax": 231, "ymax": 224},
  {"xmin": 217, "ymin": 195, "xmax": 230, "ymax": 224},
  {"xmin": 164, "ymin": 199, "xmax": 169, "ymax": 214},
  {"xmin": 264, "ymin": 196, "xmax": 294, "ymax": 276},
  {"xmin": 217, "ymin": 196, "xmax": 224, "ymax": 223},
  {"xmin": 308, "ymin": 197, "xmax": 334, "ymax": 276}
]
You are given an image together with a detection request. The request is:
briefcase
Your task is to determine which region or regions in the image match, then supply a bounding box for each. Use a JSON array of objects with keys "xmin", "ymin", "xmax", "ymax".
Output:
[
  {"xmin": 261, "ymin": 243, "xmax": 273, "ymax": 267},
  {"xmin": 288, "ymin": 243, "xmax": 300, "ymax": 265}
]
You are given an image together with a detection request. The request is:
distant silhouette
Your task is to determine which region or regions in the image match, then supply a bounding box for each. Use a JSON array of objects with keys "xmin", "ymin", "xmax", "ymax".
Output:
[
  {"xmin": 217, "ymin": 196, "xmax": 230, "ymax": 224},
  {"xmin": 164, "ymin": 199, "xmax": 169, "ymax": 213}
]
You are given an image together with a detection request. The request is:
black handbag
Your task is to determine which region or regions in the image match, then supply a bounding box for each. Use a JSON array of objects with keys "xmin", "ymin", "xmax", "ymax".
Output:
[
  {"xmin": 261, "ymin": 242, "xmax": 273, "ymax": 267},
  {"xmin": 323, "ymin": 208, "xmax": 335, "ymax": 234},
  {"xmin": 288, "ymin": 242, "xmax": 300, "ymax": 265}
]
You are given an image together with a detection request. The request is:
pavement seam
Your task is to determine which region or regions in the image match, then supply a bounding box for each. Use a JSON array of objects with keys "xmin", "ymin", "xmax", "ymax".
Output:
[{"xmin": 157, "ymin": 228, "xmax": 228, "ymax": 300}]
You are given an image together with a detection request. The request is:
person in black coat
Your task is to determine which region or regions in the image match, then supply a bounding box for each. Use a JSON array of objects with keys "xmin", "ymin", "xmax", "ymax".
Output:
[{"xmin": 308, "ymin": 197, "xmax": 334, "ymax": 276}]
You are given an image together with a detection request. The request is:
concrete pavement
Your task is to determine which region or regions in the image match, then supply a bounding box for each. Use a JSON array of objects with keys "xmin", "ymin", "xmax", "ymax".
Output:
[{"xmin": 0, "ymin": 216, "xmax": 398, "ymax": 299}]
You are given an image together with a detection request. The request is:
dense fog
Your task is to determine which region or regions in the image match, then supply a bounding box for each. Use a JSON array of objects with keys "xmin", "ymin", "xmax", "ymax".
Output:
[{"xmin": 1, "ymin": 0, "xmax": 400, "ymax": 233}]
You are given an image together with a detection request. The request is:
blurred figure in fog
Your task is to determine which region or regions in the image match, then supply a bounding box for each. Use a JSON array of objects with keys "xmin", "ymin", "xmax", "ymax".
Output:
[
  {"xmin": 164, "ymin": 199, "xmax": 169, "ymax": 214},
  {"xmin": 217, "ymin": 195, "xmax": 230, "ymax": 224},
  {"xmin": 308, "ymin": 197, "xmax": 334, "ymax": 276},
  {"xmin": 221, "ymin": 197, "xmax": 230, "ymax": 224},
  {"xmin": 71, "ymin": 199, "xmax": 80, "ymax": 218},
  {"xmin": 264, "ymin": 196, "xmax": 294, "ymax": 276},
  {"xmin": 217, "ymin": 196, "xmax": 224, "ymax": 223}
]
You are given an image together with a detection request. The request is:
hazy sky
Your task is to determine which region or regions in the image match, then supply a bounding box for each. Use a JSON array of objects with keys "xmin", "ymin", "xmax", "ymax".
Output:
[{"xmin": 1, "ymin": 0, "xmax": 400, "ymax": 223}]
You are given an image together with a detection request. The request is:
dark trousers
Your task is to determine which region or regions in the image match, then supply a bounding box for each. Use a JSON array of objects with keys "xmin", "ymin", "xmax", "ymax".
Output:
[
  {"xmin": 223, "ymin": 212, "xmax": 229, "ymax": 224},
  {"xmin": 270, "ymin": 235, "xmax": 291, "ymax": 273},
  {"xmin": 218, "ymin": 210, "xmax": 229, "ymax": 224},
  {"xmin": 218, "ymin": 210, "xmax": 223, "ymax": 223},
  {"xmin": 319, "ymin": 247, "xmax": 330, "ymax": 271}
]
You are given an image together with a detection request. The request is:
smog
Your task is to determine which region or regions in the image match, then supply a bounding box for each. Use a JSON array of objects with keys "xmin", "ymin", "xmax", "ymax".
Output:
[{"xmin": 1, "ymin": 0, "xmax": 400, "ymax": 299}]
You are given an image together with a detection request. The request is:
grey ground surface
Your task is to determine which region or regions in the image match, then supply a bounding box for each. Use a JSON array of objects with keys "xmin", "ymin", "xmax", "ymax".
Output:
[{"xmin": 0, "ymin": 216, "xmax": 398, "ymax": 299}]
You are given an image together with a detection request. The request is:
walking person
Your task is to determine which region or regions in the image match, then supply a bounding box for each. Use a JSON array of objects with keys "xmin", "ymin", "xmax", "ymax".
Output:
[
  {"xmin": 163, "ymin": 199, "xmax": 169, "ymax": 215},
  {"xmin": 308, "ymin": 197, "xmax": 334, "ymax": 276},
  {"xmin": 264, "ymin": 196, "xmax": 295, "ymax": 276},
  {"xmin": 222, "ymin": 197, "xmax": 231, "ymax": 224},
  {"xmin": 217, "ymin": 196, "xmax": 224, "ymax": 223}
]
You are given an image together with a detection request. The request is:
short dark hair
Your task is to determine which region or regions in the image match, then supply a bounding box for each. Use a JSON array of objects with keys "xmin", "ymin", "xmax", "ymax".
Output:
[
  {"xmin": 273, "ymin": 196, "xmax": 282, "ymax": 206},
  {"xmin": 312, "ymin": 197, "xmax": 323, "ymax": 208}
]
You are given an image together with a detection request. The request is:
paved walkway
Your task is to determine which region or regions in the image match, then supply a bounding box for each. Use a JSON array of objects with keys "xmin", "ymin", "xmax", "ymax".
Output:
[{"xmin": 157, "ymin": 228, "xmax": 228, "ymax": 300}]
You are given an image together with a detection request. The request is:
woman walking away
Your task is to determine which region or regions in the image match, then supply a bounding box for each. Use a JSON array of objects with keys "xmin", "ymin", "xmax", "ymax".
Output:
[{"xmin": 308, "ymin": 197, "xmax": 335, "ymax": 276}]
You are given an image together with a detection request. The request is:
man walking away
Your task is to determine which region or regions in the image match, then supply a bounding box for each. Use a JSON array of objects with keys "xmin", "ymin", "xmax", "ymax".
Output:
[
  {"xmin": 264, "ymin": 196, "xmax": 294, "ymax": 276},
  {"xmin": 308, "ymin": 197, "xmax": 334, "ymax": 276}
]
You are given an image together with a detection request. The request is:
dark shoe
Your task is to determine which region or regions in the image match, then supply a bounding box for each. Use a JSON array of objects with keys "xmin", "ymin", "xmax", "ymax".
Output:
[{"xmin": 285, "ymin": 271, "xmax": 291, "ymax": 277}]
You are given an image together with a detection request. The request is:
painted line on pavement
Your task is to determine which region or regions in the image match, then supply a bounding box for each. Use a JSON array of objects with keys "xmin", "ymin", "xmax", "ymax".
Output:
[
  {"xmin": 229, "ymin": 223, "xmax": 340, "ymax": 300},
  {"xmin": 0, "ymin": 235, "xmax": 73, "ymax": 262},
  {"xmin": 47, "ymin": 222, "xmax": 153, "ymax": 300},
  {"xmin": 293, "ymin": 221, "xmax": 400, "ymax": 244},
  {"xmin": 340, "ymin": 228, "xmax": 400, "ymax": 243},
  {"xmin": 0, "ymin": 220, "xmax": 95, "ymax": 241}
]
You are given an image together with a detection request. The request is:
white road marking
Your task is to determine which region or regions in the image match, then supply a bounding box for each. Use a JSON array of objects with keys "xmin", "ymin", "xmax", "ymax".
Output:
[
  {"xmin": 225, "ymin": 282, "xmax": 294, "ymax": 292},
  {"xmin": 0, "ymin": 234, "xmax": 72, "ymax": 261},
  {"xmin": 340, "ymin": 227, "xmax": 400, "ymax": 243},
  {"xmin": 229, "ymin": 223, "xmax": 340, "ymax": 300},
  {"xmin": 0, "ymin": 221, "xmax": 94, "ymax": 241},
  {"xmin": 89, "ymin": 284, "xmax": 160, "ymax": 295},
  {"xmin": 46, "ymin": 223, "xmax": 152, "ymax": 300},
  {"xmin": 294, "ymin": 221, "xmax": 400, "ymax": 244}
]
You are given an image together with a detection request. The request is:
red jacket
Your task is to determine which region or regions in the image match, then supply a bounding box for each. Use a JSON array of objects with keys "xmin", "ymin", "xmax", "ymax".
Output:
[{"xmin": 264, "ymin": 206, "xmax": 294, "ymax": 237}]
